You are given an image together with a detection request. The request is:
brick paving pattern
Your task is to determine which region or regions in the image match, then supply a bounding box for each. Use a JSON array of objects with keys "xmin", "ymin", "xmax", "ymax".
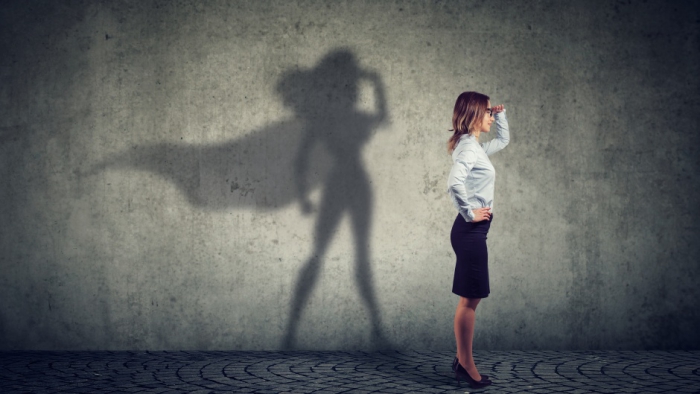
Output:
[{"xmin": 1, "ymin": 350, "xmax": 699, "ymax": 393}]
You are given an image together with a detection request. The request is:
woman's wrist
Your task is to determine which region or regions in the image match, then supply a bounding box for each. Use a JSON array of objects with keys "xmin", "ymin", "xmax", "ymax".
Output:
[{"xmin": 465, "ymin": 208, "xmax": 475, "ymax": 221}]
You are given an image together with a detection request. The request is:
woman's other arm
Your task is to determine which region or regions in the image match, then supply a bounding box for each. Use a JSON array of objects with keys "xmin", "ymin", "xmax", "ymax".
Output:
[{"xmin": 448, "ymin": 146, "xmax": 478, "ymax": 222}]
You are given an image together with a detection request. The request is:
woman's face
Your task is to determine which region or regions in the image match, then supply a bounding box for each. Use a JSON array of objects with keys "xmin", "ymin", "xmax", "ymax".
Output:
[{"xmin": 480, "ymin": 101, "xmax": 494, "ymax": 133}]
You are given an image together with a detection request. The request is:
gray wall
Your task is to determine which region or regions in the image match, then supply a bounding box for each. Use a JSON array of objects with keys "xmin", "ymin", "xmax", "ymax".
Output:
[{"xmin": 1, "ymin": 0, "xmax": 699, "ymax": 351}]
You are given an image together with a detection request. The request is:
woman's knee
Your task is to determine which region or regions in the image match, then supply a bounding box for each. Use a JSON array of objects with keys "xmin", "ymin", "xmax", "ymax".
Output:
[{"xmin": 458, "ymin": 296, "xmax": 481, "ymax": 310}]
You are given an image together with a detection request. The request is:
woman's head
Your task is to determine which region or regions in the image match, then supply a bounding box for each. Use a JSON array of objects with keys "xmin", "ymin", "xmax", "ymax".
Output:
[{"xmin": 448, "ymin": 91, "xmax": 491, "ymax": 152}]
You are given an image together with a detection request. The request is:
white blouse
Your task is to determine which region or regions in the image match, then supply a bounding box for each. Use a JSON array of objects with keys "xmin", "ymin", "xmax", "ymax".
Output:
[{"xmin": 447, "ymin": 111, "xmax": 510, "ymax": 222}]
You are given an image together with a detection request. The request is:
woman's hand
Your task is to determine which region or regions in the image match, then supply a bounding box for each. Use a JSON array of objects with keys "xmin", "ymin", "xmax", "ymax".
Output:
[
  {"xmin": 472, "ymin": 207, "xmax": 491, "ymax": 222},
  {"xmin": 492, "ymin": 104, "xmax": 505, "ymax": 114}
]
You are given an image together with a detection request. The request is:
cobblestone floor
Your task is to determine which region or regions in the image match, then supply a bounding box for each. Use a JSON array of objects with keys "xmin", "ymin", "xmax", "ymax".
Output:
[{"xmin": 1, "ymin": 350, "xmax": 699, "ymax": 393}]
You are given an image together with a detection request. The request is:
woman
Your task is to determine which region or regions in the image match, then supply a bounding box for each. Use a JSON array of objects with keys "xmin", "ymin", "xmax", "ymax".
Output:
[{"xmin": 446, "ymin": 91, "xmax": 509, "ymax": 388}]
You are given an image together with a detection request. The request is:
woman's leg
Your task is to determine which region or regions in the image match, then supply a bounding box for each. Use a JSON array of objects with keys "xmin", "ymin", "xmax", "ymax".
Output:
[{"xmin": 454, "ymin": 296, "xmax": 482, "ymax": 380}]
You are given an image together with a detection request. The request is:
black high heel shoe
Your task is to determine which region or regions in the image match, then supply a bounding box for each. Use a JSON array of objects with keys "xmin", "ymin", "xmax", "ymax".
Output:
[
  {"xmin": 455, "ymin": 362, "xmax": 492, "ymax": 389},
  {"xmin": 452, "ymin": 357, "xmax": 490, "ymax": 381}
]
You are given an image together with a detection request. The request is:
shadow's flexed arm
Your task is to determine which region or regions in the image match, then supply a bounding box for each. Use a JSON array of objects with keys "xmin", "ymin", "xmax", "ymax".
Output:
[{"xmin": 362, "ymin": 70, "xmax": 388, "ymax": 126}]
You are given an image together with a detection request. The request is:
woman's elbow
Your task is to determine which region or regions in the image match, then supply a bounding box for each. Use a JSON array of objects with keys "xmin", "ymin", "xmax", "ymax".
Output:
[{"xmin": 447, "ymin": 183, "xmax": 464, "ymax": 195}]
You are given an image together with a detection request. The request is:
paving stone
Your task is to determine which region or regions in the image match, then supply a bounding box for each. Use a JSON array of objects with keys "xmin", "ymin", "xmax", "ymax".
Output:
[{"xmin": 1, "ymin": 351, "xmax": 700, "ymax": 393}]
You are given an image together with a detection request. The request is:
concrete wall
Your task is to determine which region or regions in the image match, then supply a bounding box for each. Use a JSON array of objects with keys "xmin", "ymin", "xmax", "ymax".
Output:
[{"xmin": 1, "ymin": 0, "xmax": 699, "ymax": 351}]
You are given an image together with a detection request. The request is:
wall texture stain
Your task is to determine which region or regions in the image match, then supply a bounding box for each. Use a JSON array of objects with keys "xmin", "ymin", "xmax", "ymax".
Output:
[{"xmin": 1, "ymin": 0, "xmax": 699, "ymax": 350}]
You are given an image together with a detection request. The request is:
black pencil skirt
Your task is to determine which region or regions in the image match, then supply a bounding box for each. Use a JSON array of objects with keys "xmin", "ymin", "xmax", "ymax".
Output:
[{"xmin": 450, "ymin": 214, "xmax": 492, "ymax": 299}]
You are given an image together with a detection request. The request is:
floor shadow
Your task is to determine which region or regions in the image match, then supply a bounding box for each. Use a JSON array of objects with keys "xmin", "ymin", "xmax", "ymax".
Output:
[{"xmin": 89, "ymin": 48, "xmax": 391, "ymax": 349}]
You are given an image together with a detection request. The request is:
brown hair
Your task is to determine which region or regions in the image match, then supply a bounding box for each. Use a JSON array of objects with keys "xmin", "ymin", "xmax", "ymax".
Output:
[{"xmin": 447, "ymin": 91, "xmax": 490, "ymax": 153}]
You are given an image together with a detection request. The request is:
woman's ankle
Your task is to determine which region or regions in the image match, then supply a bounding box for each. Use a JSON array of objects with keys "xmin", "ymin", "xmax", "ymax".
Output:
[{"xmin": 460, "ymin": 362, "xmax": 479, "ymax": 375}]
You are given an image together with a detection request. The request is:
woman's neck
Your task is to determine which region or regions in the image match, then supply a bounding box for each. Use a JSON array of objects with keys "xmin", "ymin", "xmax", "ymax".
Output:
[{"xmin": 471, "ymin": 130, "xmax": 480, "ymax": 141}]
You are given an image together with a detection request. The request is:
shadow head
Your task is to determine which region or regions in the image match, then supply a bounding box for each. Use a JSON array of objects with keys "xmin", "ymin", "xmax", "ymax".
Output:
[{"xmin": 277, "ymin": 49, "xmax": 361, "ymax": 116}]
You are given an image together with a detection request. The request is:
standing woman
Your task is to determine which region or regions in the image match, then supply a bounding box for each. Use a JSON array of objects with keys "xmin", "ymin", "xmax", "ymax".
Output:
[{"xmin": 446, "ymin": 91, "xmax": 509, "ymax": 388}]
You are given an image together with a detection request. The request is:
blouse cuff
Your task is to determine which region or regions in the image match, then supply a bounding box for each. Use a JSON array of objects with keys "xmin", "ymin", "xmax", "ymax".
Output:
[{"xmin": 462, "ymin": 208, "xmax": 475, "ymax": 222}]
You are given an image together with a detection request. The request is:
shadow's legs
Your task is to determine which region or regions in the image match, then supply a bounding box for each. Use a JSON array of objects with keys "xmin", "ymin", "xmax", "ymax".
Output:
[
  {"xmin": 282, "ymin": 187, "xmax": 343, "ymax": 349},
  {"xmin": 350, "ymin": 173, "xmax": 390, "ymax": 349}
]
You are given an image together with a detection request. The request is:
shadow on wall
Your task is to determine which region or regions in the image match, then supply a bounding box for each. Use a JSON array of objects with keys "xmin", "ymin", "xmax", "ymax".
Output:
[{"xmin": 89, "ymin": 49, "xmax": 391, "ymax": 350}]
